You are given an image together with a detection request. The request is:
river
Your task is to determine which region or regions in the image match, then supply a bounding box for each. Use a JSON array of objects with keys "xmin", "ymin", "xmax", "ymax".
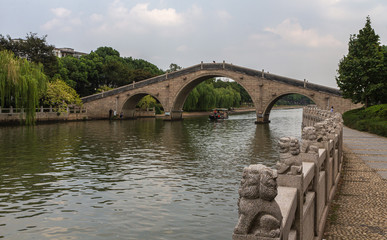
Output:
[{"xmin": 0, "ymin": 108, "xmax": 303, "ymax": 240}]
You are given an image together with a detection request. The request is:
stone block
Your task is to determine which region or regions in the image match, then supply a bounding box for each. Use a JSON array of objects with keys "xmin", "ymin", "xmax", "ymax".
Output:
[
  {"xmin": 276, "ymin": 187, "xmax": 297, "ymax": 240},
  {"xmin": 333, "ymin": 149, "xmax": 338, "ymax": 184},
  {"xmin": 303, "ymin": 192, "xmax": 315, "ymax": 240},
  {"xmin": 315, "ymin": 171, "xmax": 326, "ymax": 235},
  {"xmin": 302, "ymin": 162, "xmax": 315, "ymax": 193},
  {"xmin": 326, "ymin": 158, "xmax": 333, "ymax": 202}
]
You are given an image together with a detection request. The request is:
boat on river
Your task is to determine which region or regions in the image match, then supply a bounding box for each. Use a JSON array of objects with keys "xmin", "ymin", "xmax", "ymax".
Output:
[{"xmin": 209, "ymin": 108, "xmax": 229, "ymax": 120}]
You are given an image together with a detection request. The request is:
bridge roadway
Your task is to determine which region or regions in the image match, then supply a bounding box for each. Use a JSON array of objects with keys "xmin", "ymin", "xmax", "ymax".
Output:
[{"xmin": 82, "ymin": 62, "xmax": 361, "ymax": 123}]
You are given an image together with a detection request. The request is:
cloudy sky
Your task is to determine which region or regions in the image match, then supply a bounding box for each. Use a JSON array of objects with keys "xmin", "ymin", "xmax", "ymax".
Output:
[{"xmin": 1, "ymin": 0, "xmax": 386, "ymax": 88}]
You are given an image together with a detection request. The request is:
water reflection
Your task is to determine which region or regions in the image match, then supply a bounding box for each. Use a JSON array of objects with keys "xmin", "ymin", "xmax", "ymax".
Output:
[{"xmin": 0, "ymin": 108, "xmax": 302, "ymax": 240}]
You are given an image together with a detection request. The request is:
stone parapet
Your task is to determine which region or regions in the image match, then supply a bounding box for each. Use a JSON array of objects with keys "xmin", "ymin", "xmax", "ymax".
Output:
[{"xmin": 233, "ymin": 106, "xmax": 344, "ymax": 240}]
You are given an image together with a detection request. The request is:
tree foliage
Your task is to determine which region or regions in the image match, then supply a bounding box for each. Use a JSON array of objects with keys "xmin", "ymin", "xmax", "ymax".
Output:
[
  {"xmin": 275, "ymin": 94, "xmax": 314, "ymax": 106},
  {"xmin": 42, "ymin": 79, "xmax": 82, "ymax": 113},
  {"xmin": 0, "ymin": 33, "xmax": 58, "ymax": 78},
  {"xmin": 137, "ymin": 95, "xmax": 157, "ymax": 110},
  {"xmin": 336, "ymin": 16, "xmax": 387, "ymax": 107},
  {"xmin": 183, "ymin": 79, "xmax": 242, "ymax": 111},
  {"xmin": 56, "ymin": 47, "xmax": 164, "ymax": 96},
  {"xmin": 0, "ymin": 50, "xmax": 48, "ymax": 124}
]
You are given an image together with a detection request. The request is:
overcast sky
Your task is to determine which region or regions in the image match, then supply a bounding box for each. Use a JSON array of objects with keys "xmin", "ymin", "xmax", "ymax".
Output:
[{"xmin": 1, "ymin": 0, "xmax": 386, "ymax": 88}]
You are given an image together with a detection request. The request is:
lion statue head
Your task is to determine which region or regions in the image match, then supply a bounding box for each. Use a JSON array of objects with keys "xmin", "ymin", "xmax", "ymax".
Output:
[{"xmin": 238, "ymin": 164, "xmax": 278, "ymax": 201}]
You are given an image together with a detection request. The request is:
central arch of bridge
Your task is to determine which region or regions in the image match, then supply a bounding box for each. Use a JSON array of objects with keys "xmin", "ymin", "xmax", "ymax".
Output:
[{"xmin": 170, "ymin": 72, "xmax": 255, "ymax": 121}]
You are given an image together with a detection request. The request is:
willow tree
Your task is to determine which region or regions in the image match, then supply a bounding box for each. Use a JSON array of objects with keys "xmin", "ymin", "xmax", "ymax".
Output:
[{"xmin": 0, "ymin": 50, "xmax": 47, "ymax": 125}]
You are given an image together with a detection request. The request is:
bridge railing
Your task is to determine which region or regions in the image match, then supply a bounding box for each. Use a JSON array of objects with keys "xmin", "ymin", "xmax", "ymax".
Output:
[{"xmin": 232, "ymin": 106, "xmax": 343, "ymax": 240}]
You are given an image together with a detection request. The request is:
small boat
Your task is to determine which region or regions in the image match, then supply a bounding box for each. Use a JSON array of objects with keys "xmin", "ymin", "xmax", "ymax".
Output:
[{"xmin": 209, "ymin": 108, "xmax": 229, "ymax": 120}]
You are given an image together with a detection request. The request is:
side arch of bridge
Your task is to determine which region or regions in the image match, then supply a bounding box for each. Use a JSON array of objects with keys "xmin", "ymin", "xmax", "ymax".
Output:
[{"xmin": 82, "ymin": 63, "xmax": 361, "ymax": 122}]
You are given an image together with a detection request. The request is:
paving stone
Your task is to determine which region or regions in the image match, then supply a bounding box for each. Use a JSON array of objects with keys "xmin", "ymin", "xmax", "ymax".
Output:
[{"xmin": 324, "ymin": 127, "xmax": 387, "ymax": 240}]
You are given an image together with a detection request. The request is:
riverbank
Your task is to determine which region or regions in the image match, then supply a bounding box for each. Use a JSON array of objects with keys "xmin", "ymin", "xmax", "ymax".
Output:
[{"xmin": 180, "ymin": 105, "xmax": 304, "ymax": 118}]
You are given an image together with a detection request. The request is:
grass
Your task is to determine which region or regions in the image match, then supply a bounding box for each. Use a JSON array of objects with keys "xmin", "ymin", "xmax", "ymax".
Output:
[{"xmin": 343, "ymin": 104, "xmax": 387, "ymax": 137}]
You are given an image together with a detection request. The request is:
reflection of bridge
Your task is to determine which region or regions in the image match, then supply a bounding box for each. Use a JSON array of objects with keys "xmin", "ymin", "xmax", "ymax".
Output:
[{"xmin": 82, "ymin": 62, "xmax": 360, "ymax": 123}]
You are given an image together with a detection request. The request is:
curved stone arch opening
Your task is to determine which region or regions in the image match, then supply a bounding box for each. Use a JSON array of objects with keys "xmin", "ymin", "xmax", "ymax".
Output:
[
  {"xmin": 120, "ymin": 92, "xmax": 164, "ymax": 119},
  {"xmin": 170, "ymin": 72, "xmax": 258, "ymax": 120},
  {"xmin": 262, "ymin": 92, "xmax": 317, "ymax": 123}
]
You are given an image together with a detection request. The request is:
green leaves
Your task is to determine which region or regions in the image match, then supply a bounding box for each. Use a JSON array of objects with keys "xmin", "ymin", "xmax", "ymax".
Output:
[
  {"xmin": 183, "ymin": 79, "xmax": 243, "ymax": 111},
  {"xmin": 336, "ymin": 16, "xmax": 386, "ymax": 107},
  {"xmin": 57, "ymin": 47, "xmax": 164, "ymax": 97},
  {"xmin": 42, "ymin": 79, "xmax": 82, "ymax": 113},
  {"xmin": 0, "ymin": 50, "xmax": 48, "ymax": 125}
]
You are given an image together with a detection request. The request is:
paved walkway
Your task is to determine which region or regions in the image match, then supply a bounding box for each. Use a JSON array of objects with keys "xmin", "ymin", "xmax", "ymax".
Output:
[{"xmin": 324, "ymin": 127, "xmax": 387, "ymax": 239}]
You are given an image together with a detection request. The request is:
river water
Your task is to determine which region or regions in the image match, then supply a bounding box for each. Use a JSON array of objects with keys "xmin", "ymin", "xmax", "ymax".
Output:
[{"xmin": 0, "ymin": 108, "xmax": 302, "ymax": 240}]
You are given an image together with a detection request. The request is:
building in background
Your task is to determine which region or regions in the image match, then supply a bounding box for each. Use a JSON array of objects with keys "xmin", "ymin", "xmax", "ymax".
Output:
[{"xmin": 53, "ymin": 48, "xmax": 87, "ymax": 58}]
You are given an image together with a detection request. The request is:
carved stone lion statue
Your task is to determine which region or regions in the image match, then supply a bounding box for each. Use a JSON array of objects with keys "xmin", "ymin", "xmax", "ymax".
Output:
[
  {"xmin": 276, "ymin": 137, "xmax": 302, "ymax": 175},
  {"xmin": 233, "ymin": 164, "xmax": 282, "ymax": 239},
  {"xmin": 301, "ymin": 126, "xmax": 319, "ymax": 154}
]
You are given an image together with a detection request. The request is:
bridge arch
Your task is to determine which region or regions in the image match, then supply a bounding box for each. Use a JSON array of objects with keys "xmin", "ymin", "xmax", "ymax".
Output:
[
  {"xmin": 262, "ymin": 91, "xmax": 322, "ymax": 123},
  {"xmin": 170, "ymin": 71, "xmax": 258, "ymax": 120},
  {"xmin": 120, "ymin": 92, "xmax": 164, "ymax": 119}
]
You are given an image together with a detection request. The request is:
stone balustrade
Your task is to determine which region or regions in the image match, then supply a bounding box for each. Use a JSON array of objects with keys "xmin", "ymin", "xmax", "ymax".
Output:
[
  {"xmin": 0, "ymin": 106, "xmax": 87, "ymax": 124},
  {"xmin": 233, "ymin": 106, "xmax": 343, "ymax": 240}
]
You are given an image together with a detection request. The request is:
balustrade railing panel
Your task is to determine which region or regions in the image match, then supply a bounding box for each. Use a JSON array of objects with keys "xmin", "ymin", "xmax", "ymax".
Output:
[{"xmin": 232, "ymin": 106, "xmax": 343, "ymax": 240}]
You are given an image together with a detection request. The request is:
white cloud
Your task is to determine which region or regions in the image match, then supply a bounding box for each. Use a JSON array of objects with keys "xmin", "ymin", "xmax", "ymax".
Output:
[
  {"xmin": 51, "ymin": 8, "xmax": 71, "ymax": 18},
  {"xmin": 177, "ymin": 45, "xmax": 188, "ymax": 52},
  {"xmin": 41, "ymin": 18, "xmax": 60, "ymax": 31},
  {"xmin": 129, "ymin": 3, "xmax": 183, "ymax": 27},
  {"xmin": 90, "ymin": 13, "xmax": 103, "ymax": 22},
  {"xmin": 264, "ymin": 18, "xmax": 342, "ymax": 47},
  {"xmin": 41, "ymin": 7, "xmax": 81, "ymax": 32},
  {"xmin": 216, "ymin": 10, "xmax": 231, "ymax": 22}
]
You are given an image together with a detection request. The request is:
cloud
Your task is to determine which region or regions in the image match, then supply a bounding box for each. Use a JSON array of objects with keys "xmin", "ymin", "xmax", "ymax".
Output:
[
  {"xmin": 216, "ymin": 10, "xmax": 231, "ymax": 22},
  {"xmin": 51, "ymin": 8, "xmax": 71, "ymax": 18},
  {"xmin": 129, "ymin": 3, "xmax": 183, "ymax": 27},
  {"xmin": 176, "ymin": 45, "xmax": 188, "ymax": 52},
  {"xmin": 41, "ymin": 7, "xmax": 80, "ymax": 31},
  {"xmin": 90, "ymin": 13, "xmax": 103, "ymax": 22},
  {"xmin": 264, "ymin": 18, "xmax": 342, "ymax": 47}
]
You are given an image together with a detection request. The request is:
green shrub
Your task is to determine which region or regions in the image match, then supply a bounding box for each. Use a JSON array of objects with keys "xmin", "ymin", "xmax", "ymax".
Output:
[{"xmin": 343, "ymin": 104, "xmax": 387, "ymax": 137}]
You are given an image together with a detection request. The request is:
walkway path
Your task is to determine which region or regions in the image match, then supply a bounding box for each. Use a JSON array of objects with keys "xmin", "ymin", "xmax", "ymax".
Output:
[{"xmin": 323, "ymin": 127, "xmax": 387, "ymax": 239}]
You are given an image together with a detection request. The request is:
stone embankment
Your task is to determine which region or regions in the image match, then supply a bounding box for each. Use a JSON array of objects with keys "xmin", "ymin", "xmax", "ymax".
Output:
[{"xmin": 232, "ymin": 106, "xmax": 344, "ymax": 240}]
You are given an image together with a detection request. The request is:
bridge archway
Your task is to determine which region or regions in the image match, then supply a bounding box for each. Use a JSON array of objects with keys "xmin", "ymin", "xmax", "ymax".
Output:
[
  {"xmin": 170, "ymin": 72, "xmax": 258, "ymax": 120},
  {"xmin": 262, "ymin": 92, "xmax": 319, "ymax": 123},
  {"xmin": 120, "ymin": 93, "xmax": 164, "ymax": 119}
]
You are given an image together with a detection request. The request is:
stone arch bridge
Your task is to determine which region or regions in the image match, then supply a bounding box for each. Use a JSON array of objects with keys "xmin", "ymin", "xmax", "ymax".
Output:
[{"xmin": 82, "ymin": 62, "xmax": 360, "ymax": 123}]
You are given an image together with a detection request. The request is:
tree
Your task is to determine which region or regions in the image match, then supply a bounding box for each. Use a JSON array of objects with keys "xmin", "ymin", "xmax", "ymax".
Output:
[
  {"xmin": 0, "ymin": 50, "xmax": 48, "ymax": 125},
  {"xmin": 137, "ymin": 95, "xmax": 157, "ymax": 110},
  {"xmin": 42, "ymin": 79, "xmax": 82, "ymax": 113},
  {"xmin": 336, "ymin": 16, "xmax": 386, "ymax": 107},
  {"xmin": 0, "ymin": 33, "xmax": 58, "ymax": 77},
  {"xmin": 167, "ymin": 63, "xmax": 182, "ymax": 72}
]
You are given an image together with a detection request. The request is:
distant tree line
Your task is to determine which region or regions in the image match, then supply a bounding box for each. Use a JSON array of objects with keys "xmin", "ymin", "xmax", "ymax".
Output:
[
  {"xmin": 275, "ymin": 94, "xmax": 314, "ymax": 106},
  {"xmin": 0, "ymin": 33, "xmax": 164, "ymax": 97}
]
